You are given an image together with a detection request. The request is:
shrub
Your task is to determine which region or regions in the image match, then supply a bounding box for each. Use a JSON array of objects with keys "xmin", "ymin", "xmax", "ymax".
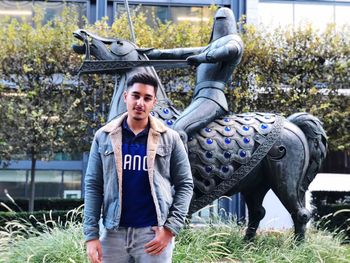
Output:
[
  {"xmin": 1, "ymin": 210, "xmax": 349, "ymax": 263},
  {"xmin": 312, "ymin": 191, "xmax": 350, "ymax": 243},
  {"xmin": 0, "ymin": 6, "xmax": 349, "ymax": 153},
  {"xmin": 0, "ymin": 210, "xmax": 82, "ymax": 228},
  {"xmin": 0, "ymin": 207, "xmax": 85, "ymax": 263},
  {"xmin": 0, "ymin": 198, "xmax": 84, "ymax": 212}
]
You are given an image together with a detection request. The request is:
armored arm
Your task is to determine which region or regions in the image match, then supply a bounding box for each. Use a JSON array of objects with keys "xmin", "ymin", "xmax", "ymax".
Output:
[
  {"xmin": 142, "ymin": 47, "xmax": 204, "ymax": 60},
  {"xmin": 187, "ymin": 36, "xmax": 243, "ymax": 65}
]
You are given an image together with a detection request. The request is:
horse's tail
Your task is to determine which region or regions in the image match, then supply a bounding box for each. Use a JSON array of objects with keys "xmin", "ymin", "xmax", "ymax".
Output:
[{"xmin": 287, "ymin": 113, "xmax": 328, "ymax": 197}]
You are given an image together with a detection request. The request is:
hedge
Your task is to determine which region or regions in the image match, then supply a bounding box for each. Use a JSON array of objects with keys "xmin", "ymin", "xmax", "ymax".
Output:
[
  {"xmin": 0, "ymin": 198, "xmax": 84, "ymax": 212},
  {"xmin": 0, "ymin": 209, "xmax": 83, "ymax": 228},
  {"xmin": 312, "ymin": 191, "xmax": 350, "ymax": 243},
  {"xmin": 0, "ymin": 6, "xmax": 349, "ymax": 154}
]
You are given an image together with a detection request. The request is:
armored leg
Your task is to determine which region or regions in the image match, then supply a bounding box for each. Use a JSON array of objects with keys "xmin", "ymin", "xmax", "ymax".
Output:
[{"xmin": 173, "ymin": 98, "xmax": 226, "ymax": 143}]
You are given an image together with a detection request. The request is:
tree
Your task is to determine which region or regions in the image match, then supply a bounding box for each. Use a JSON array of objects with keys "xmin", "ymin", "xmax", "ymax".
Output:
[
  {"xmin": 0, "ymin": 8, "xmax": 89, "ymax": 212},
  {"xmin": 0, "ymin": 7, "xmax": 349, "ymax": 213}
]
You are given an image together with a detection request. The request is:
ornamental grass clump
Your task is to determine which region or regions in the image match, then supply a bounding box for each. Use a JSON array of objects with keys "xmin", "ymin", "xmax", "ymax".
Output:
[
  {"xmin": 174, "ymin": 222, "xmax": 350, "ymax": 262},
  {"xmin": 0, "ymin": 206, "xmax": 86, "ymax": 263},
  {"xmin": 0, "ymin": 210, "xmax": 349, "ymax": 262}
]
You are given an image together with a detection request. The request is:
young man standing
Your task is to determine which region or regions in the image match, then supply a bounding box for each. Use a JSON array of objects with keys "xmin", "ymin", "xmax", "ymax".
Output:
[{"xmin": 84, "ymin": 72, "xmax": 193, "ymax": 263}]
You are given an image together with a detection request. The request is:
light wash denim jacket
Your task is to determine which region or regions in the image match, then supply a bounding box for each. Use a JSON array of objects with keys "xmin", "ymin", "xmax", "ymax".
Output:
[{"xmin": 83, "ymin": 112, "xmax": 193, "ymax": 242}]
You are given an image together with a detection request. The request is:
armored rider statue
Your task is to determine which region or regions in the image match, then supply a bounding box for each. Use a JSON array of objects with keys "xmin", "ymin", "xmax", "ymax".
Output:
[{"xmin": 142, "ymin": 7, "xmax": 244, "ymax": 143}]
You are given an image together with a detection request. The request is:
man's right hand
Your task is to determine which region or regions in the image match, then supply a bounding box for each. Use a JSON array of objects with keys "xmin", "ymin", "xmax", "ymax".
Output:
[{"xmin": 86, "ymin": 239, "xmax": 102, "ymax": 263}]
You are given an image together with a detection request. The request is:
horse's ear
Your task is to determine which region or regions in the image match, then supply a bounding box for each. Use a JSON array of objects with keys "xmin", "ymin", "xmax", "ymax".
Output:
[{"xmin": 136, "ymin": 48, "xmax": 154, "ymax": 53}]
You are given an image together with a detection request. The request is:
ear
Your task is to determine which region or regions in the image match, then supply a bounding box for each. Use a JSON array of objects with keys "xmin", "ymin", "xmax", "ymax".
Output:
[
  {"xmin": 123, "ymin": 90, "xmax": 127, "ymax": 102},
  {"xmin": 153, "ymin": 97, "xmax": 157, "ymax": 107}
]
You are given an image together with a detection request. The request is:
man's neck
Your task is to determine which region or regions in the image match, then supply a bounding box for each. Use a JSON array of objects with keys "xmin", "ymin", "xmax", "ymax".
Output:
[{"xmin": 126, "ymin": 117, "xmax": 149, "ymax": 135}]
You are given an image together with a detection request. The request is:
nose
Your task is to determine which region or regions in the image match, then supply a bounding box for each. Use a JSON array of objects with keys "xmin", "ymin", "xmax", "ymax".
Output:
[{"xmin": 136, "ymin": 97, "xmax": 144, "ymax": 106}]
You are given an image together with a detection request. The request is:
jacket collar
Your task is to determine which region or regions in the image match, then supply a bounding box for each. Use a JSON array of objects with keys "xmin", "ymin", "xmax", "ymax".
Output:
[{"xmin": 101, "ymin": 112, "xmax": 168, "ymax": 134}]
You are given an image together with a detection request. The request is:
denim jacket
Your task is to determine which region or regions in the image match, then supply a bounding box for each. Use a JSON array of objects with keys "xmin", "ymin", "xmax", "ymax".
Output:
[{"xmin": 83, "ymin": 112, "xmax": 193, "ymax": 242}]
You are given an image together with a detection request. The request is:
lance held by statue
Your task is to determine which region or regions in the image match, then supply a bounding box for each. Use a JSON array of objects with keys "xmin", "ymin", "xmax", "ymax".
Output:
[{"xmin": 141, "ymin": 7, "xmax": 243, "ymax": 144}]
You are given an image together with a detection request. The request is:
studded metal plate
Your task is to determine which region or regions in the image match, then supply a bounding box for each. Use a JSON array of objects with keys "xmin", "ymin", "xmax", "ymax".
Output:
[
  {"xmin": 188, "ymin": 114, "xmax": 284, "ymax": 213},
  {"xmin": 152, "ymin": 102, "xmax": 284, "ymax": 214}
]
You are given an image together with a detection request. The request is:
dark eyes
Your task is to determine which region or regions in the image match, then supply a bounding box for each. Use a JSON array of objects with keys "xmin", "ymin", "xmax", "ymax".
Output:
[{"xmin": 131, "ymin": 95, "xmax": 152, "ymax": 101}]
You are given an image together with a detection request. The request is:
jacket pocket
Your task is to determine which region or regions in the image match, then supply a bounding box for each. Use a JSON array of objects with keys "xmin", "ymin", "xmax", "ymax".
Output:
[
  {"xmin": 99, "ymin": 144, "xmax": 114, "ymax": 156},
  {"xmin": 155, "ymin": 145, "xmax": 172, "ymax": 179},
  {"xmin": 156, "ymin": 145, "xmax": 171, "ymax": 157},
  {"xmin": 99, "ymin": 144, "xmax": 115, "ymax": 172}
]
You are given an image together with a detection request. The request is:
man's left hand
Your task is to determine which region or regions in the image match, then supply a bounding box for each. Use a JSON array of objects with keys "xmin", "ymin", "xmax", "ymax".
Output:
[{"xmin": 144, "ymin": 226, "xmax": 174, "ymax": 255}]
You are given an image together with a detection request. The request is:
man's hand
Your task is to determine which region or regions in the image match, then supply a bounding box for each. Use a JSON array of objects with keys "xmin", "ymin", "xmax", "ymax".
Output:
[
  {"xmin": 144, "ymin": 226, "xmax": 174, "ymax": 255},
  {"xmin": 86, "ymin": 239, "xmax": 102, "ymax": 263}
]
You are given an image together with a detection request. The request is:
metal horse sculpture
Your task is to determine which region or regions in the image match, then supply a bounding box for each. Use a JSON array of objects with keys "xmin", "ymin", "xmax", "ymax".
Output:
[{"xmin": 73, "ymin": 26, "xmax": 327, "ymax": 241}]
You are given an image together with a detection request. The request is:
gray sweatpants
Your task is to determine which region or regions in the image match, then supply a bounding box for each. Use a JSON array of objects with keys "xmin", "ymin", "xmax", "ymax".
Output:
[{"xmin": 100, "ymin": 226, "xmax": 174, "ymax": 263}]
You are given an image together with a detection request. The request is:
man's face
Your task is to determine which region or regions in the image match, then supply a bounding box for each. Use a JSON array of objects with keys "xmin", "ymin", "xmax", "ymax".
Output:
[{"xmin": 123, "ymin": 83, "xmax": 157, "ymax": 122}]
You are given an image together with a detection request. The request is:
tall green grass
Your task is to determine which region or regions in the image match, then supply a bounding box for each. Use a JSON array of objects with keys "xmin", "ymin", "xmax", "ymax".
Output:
[
  {"xmin": 0, "ymin": 206, "xmax": 87, "ymax": 263},
  {"xmin": 0, "ymin": 209, "xmax": 349, "ymax": 263},
  {"xmin": 174, "ymin": 224, "xmax": 350, "ymax": 262}
]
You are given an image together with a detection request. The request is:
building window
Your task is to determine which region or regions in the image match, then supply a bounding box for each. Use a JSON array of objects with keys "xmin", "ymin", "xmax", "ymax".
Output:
[
  {"xmin": 0, "ymin": 170, "xmax": 27, "ymax": 199},
  {"xmin": 115, "ymin": 4, "xmax": 211, "ymax": 25},
  {"xmin": 0, "ymin": 0, "xmax": 87, "ymax": 27},
  {"xmin": 254, "ymin": 1, "xmax": 350, "ymax": 30},
  {"xmin": 35, "ymin": 170, "xmax": 62, "ymax": 198},
  {"xmin": 0, "ymin": 1, "xmax": 32, "ymax": 23},
  {"xmin": 63, "ymin": 171, "xmax": 82, "ymax": 198},
  {"xmin": 34, "ymin": 1, "xmax": 87, "ymax": 26},
  {"xmin": 168, "ymin": 6, "xmax": 211, "ymax": 23},
  {"xmin": 0, "ymin": 169, "xmax": 82, "ymax": 199}
]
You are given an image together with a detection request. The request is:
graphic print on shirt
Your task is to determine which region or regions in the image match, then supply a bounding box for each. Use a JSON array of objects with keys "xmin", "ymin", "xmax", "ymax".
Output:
[{"xmin": 123, "ymin": 154, "xmax": 148, "ymax": 171}]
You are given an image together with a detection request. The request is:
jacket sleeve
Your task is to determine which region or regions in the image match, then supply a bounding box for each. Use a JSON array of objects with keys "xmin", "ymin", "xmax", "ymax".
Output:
[
  {"xmin": 83, "ymin": 131, "xmax": 104, "ymax": 242},
  {"xmin": 164, "ymin": 132, "xmax": 194, "ymax": 235}
]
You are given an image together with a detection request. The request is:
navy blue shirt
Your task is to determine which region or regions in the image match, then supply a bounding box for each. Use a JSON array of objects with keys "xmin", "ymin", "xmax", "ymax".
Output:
[{"xmin": 119, "ymin": 118, "xmax": 158, "ymax": 227}]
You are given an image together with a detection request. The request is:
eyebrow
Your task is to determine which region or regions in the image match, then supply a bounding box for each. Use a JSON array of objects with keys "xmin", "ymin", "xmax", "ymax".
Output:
[{"xmin": 131, "ymin": 91, "xmax": 154, "ymax": 98}]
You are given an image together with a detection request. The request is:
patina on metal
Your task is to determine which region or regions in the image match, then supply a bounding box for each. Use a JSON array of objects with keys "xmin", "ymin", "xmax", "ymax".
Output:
[
  {"xmin": 73, "ymin": 8, "xmax": 328, "ymax": 242},
  {"xmin": 143, "ymin": 8, "xmax": 244, "ymax": 143}
]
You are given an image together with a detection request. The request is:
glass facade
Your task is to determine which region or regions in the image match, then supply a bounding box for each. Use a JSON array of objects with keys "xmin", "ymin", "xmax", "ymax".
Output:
[
  {"xmin": 115, "ymin": 4, "xmax": 212, "ymax": 25},
  {"xmin": 0, "ymin": 170, "xmax": 27, "ymax": 198},
  {"xmin": 254, "ymin": 1, "xmax": 350, "ymax": 30},
  {"xmin": 0, "ymin": 0, "xmax": 87, "ymax": 26},
  {"xmin": 0, "ymin": 169, "xmax": 82, "ymax": 199},
  {"xmin": 0, "ymin": 1, "xmax": 32, "ymax": 23}
]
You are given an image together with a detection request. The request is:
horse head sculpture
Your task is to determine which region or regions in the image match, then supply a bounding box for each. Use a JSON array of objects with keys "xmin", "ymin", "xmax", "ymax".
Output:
[{"xmin": 73, "ymin": 26, "xmax": 327, "ymax": 241}]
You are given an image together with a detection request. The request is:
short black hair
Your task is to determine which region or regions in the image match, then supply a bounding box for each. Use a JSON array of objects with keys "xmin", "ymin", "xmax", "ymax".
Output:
[{"xmin": 126, "ymin": 72, "xmax": 158, "ymax": 95}]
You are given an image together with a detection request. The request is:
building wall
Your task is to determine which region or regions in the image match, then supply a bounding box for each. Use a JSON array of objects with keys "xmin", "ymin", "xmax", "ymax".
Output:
[
  {"xmin": 0, "ymin": 0, "xmax": 246, "ymax": 26},
  {"xmin": 247, "ymin": 0, "xmax": 350, "ymax": 30}
]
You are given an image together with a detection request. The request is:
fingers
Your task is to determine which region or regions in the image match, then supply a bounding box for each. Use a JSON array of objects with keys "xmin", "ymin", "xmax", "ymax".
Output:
[
  {"xmin": 88, "ymin": 252, "xmax": 102, "ymax": 263},
  {"xmin": 145, "ymin": 243, "xmax": 166, "ymax": 255},
  {"xmin": 186, "ymin": 56, "xmax": 199, "ymax": 66},
  {"xmin": 86, "ymin": 239, "xmax": 102, "ymax": 263},
  {"xmin": 187, "ymin": 60, "xmax": 198, "ymax": 67},
  {"xmin": 144, "ymin": 228, "xmax": 170, "ymax": 256},
  {"xmin": 144, "ymin": 238, "xmax": 157, "ymax": 248},
  {"xmin": 97, "ymin": 244, "xmax": 103, "ymax": 262},
  {"xmin": 144, "ymin": 239, "xmax": 166, "ymax": 255}
]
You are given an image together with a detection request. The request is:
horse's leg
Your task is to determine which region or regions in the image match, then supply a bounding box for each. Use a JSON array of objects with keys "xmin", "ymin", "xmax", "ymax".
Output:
[
  {"xmin": 242, "ymin": 177, "xmax": 270, "ymax": 241},
  {"xmin": 266, "ymin": 122, "xmax": 311, "ymax": 241},
  {"xmin": 270, "ymin": 181, "xmax": 310, "ymax": 242}
]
